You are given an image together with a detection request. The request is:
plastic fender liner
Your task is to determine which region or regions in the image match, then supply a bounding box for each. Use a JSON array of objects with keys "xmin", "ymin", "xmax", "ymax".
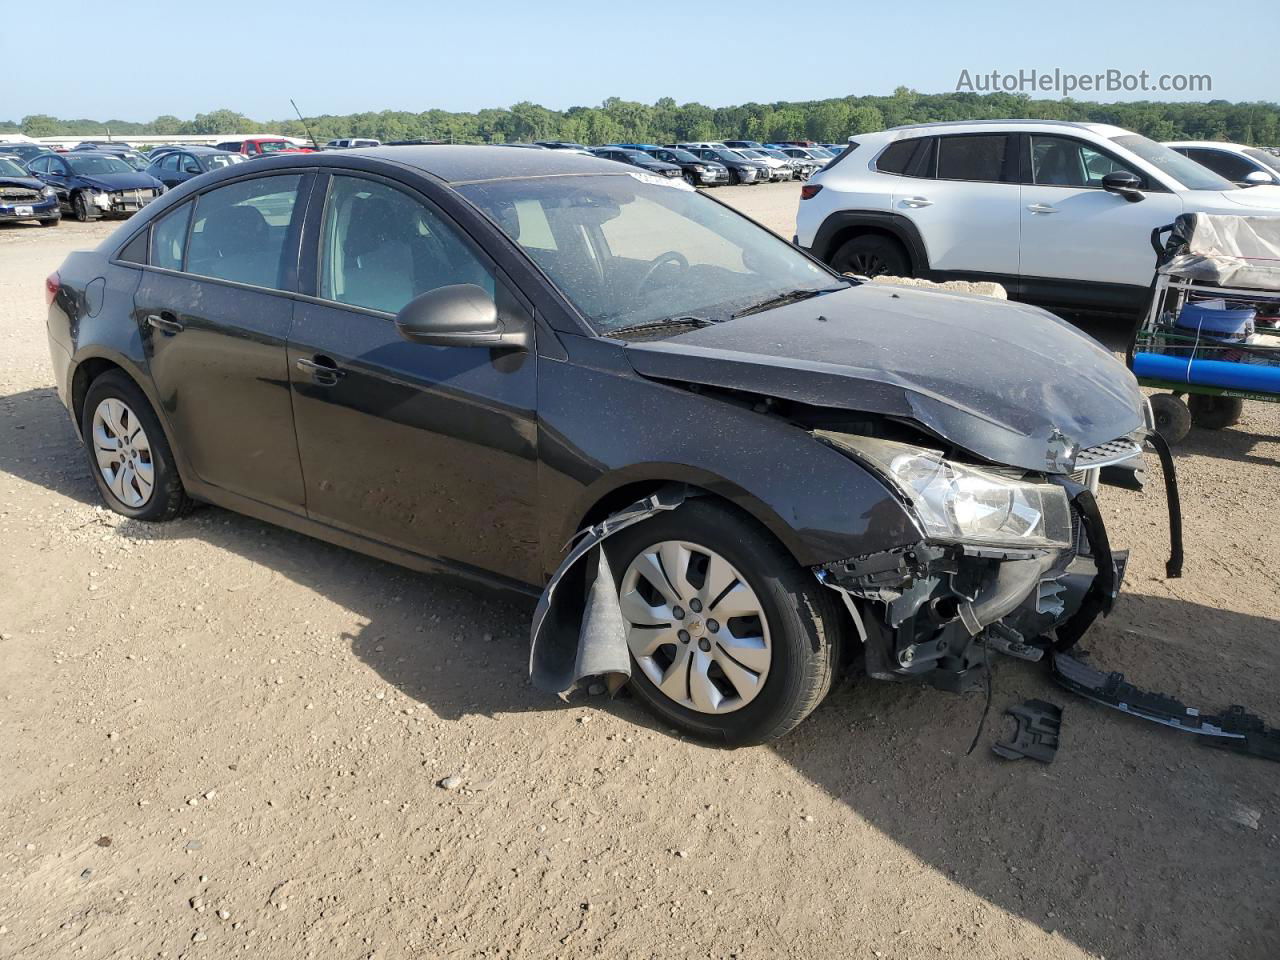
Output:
[
  {"xmin": 1053, "ymin": 489, "xmax": 1123, "ymax": 652},
  {"xmin": 529, "ymin": 485, "xmax": 688, "ymax": 699},
  {"xmin": 1146, "ymin": 430, "xmax": 1184, "ymax": 578}
]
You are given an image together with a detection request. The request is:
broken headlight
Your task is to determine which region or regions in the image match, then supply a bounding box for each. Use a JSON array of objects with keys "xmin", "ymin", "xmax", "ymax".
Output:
[{"xmin": 831, "ymin": 436, "xmax": 1073, "ymax": 549}]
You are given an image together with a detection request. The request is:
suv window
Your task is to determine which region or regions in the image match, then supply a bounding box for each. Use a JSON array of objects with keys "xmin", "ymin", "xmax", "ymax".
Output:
[
  {"xmin": 1185, "ymin": 148, "xmax": 1257, "ymax": 183},
  {"xmin": 1029, "ymin": 135, "xmax": 1139, "ymax": 188},
  {"xmin": 183, "ymin": 154, "xmax": 202, "ymax": 175},
  {"xmin": 875, "ymin": 140, "xmax": 917, "ymax": 174},
  {"xmin": 936, "ymin": 135, "xmax": 1012, "ymax": 182},
  {"xmin": 186, "ymin": 174, "xmax": 303, "ymax": 290},
  {"xmin": 319, "ymin": 175, "xmax": 494, "ymax": 315},
  {"xmin": 150, "ymin": 201, "xmax": 193, "ymax": 271}
]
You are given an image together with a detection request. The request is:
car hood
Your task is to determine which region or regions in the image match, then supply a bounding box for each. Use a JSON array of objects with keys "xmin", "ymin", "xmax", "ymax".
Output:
[
  {"xmin": 0, "ymin": 175, "xmax": 47, "ymax": 191},
  {"xmin": 623, "ymin": 283, "xmax": 1144, "ymax": 473},
  {"xmin": 76, "ymin": 171, "xmax": 162, "ymax": 191},
  {"xmin": 1213, "ymin": 184, "xmax": 1280, "ymax": 211}
]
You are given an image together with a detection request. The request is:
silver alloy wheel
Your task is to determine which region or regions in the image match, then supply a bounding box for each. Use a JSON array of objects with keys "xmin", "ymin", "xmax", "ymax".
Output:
[
  {"xmin": 619, "ymin": 540, "xmax": 772, "ymax": 714},
  {"xmin": 91, "ymin": 398, "xmax": 155, "ymax": 508}
]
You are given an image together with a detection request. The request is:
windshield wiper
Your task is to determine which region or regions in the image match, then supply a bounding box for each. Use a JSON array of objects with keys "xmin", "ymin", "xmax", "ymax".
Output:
[
  {"xmin": 607, "ymin": 316, "xmax": 715, "ymax": 338},
  {"xmin": 731, "ymin": 285, "xmax": 847, "ymax": 320}
]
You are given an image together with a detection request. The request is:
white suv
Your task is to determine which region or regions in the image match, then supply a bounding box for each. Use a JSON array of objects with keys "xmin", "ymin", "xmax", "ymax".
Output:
[{"xmin": 796, "ymin": 120, "xmax": 1280, "ymax": 315}]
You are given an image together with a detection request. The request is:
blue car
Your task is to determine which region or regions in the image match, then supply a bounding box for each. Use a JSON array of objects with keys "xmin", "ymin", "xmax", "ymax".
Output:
[
  {"xmin": 25, "ymin": 151, "xmax": 165, "ymax": 222},
  {"xmin": 0, "ymin": 154, "xmax": 60, "ymax": 226},
  {"xmin": 145, "ymin": 146, "xmax": 246, "ymax": 190}
]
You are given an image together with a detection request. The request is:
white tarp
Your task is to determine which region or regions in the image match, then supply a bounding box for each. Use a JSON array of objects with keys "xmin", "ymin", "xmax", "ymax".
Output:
[{"xmin": 1160, "ymin": 214, "xmax": 1280, "ymax": 290}]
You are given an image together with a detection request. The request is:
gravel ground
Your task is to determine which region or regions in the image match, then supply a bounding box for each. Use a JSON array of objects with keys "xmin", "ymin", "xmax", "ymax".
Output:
[{"xmin": 1, "ymin": 189, "xmax": 1278, "ymax": 960}]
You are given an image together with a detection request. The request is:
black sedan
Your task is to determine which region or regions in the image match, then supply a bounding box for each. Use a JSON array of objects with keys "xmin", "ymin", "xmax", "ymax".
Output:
[
  {"xmin": 46, "ymin": 146, "xmax": 1162, "ymax": 744},
  {"xmin": 2, "ymin": 143, "xmax": 57, "ymax": 168},
  {"xmin": 589, "ymin": 147, "xmax": 683, "ymax": 179},
  {"xmin": 0, "ymin": 155, "xmax": 60, "ymax": 225},
  {"xmin": 146, "ymin": 146, "xmax": 247, "ymax": 189},
  {"xmin": 26, "ymin": 151, "xmax": 165, "ymax": 221}
]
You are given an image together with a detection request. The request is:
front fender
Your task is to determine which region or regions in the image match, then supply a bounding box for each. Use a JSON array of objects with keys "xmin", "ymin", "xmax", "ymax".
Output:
[{"xmin": 537, "ymin": 337, "xmax": 922, "ymax": 577}]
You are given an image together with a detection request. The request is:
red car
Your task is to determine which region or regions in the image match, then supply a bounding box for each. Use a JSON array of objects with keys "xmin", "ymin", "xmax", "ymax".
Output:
[{"xmin": 213, "ymin": 136, "xmax": 314, "ymax": 158}]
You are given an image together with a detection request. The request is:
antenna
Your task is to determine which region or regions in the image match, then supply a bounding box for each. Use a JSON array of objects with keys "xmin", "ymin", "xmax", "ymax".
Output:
[{"xmin": 290, "ymin": 99, "xmax": 321, "ymax": 152}]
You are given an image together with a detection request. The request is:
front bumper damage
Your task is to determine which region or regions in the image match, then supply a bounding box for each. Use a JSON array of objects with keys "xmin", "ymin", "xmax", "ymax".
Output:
[{"xmin": 816, "ymin": 435, "xmax": 1181, "ymax": 693}]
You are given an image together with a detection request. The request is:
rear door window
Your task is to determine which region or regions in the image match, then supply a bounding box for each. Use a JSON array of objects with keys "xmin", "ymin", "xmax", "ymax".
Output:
[
  {"xmin": 936, "ymin": 135, "xmax": 1013, "ymax": 182},
  {"xmin": 186, "ymin": 174, "xmax": 303, "ymax": 290},
  {"xmin": 150, "ymin": 201, "xmax": 193, "ymax": 271}
]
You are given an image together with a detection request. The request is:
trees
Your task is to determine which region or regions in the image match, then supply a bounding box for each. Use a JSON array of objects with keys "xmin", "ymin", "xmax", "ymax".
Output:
[{"xmin": 14, "ymin": 93, "xmax": 1280, "ymax": 146}]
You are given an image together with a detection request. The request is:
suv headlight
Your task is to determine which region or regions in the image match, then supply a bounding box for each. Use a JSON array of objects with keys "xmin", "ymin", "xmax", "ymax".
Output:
[
  {"xmin": 41, "ymin": 185, "xmax": 56, "ymax": 197},
  {"xmin": 824, "ymin": 435, "xmax": 1073, "ymax": 548}
]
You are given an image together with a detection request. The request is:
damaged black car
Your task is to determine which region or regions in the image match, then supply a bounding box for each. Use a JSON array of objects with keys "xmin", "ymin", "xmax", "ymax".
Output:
[{"xmin": 45, "ymin": 147, "xmax": 1176, "ymax": 745}]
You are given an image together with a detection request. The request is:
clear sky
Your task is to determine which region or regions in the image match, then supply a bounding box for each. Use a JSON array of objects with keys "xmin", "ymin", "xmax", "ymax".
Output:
[{"xmin": 2, "ymin": 0, "xmax": 1275, "ymax": 121}]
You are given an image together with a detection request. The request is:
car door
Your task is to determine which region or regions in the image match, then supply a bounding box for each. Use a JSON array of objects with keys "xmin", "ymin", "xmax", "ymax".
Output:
[
  {"xmin": 286, "ymin": 172, "xmax": 540, "ymax": 584},
  {"xmin": 153, "ymin": 152, "xmax": 183, "ymax": 188},
  {"xmin": 1018, "ymin": 133, "xmax": 1183, "ymax": 291},
  {"xmin": 33, "ymin": 154, "xmax": 71, "ymax": 204},
  {"xmin": 892, "ymin": 133, "xmax": 1021, "ymax": 278},
  {"xmin": 132, "ymin": 171, "xmax": 311, "ymax": 510}
]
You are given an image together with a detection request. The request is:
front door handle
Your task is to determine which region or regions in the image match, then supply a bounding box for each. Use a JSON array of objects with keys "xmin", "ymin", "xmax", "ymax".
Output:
[
  {"xmin": 146, "ymin": 313, "xmax": 184, "ymax": 334},
  {"xmin": 296, "ymin": 356, "xmax": 345, "ymax": 386},
  {"xmin": 901, "ymin": 196, "xmax": 933, "ymax": 207},
  {"xmin": 1027, "ymin": 203, "xmax": 1059, "ymax": 214}
]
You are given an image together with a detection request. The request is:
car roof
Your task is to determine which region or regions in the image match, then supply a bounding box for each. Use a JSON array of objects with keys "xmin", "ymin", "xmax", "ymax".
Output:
[
  {"xmin": 339, "ymin": 144, "xmax": 628, "ymax": 182},
  {"xmin": 881, "ymin": 119, "xmax": 1130, "ymax": 137},
  {"xmin": 1164, "ymin": 140, "xmax": 1252, "ymax": 151}
]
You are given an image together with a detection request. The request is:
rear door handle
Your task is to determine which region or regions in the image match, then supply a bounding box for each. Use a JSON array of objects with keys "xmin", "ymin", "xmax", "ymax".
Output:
[
  {"xmin": 901, "ymin": 196, "xmax": 932, "ymax": 207},
  {"xmin": 1027, "ymin": 203, "xmax": 1058, "ymax": 214},
  {"xmin": 296, "ymin": 355, "xmax": 345, "ymax": 386},
  {"xmin": 146, "ymin": 313, "xmax": 184, "ymax": 334}
]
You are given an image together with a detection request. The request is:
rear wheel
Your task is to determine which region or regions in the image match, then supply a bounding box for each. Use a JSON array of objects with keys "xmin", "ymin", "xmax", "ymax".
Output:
[
  {"xmin": 81, "ymin": 371, "xmax": 191, "ymax": 522},
  {"xmin": 831, "ymin": 234, "xmax": 910, "ymax": 278},
  {"xmin": 1149, "ymin": 392, "xmax": 1192, "ymax": 444},
  {"xmin": 1188, "ymin": 394, "xmax": 1244, "ymax": 430},
  {"xmin": 608, "ymin": 500, "xmax": 843, "ymax": 745}
]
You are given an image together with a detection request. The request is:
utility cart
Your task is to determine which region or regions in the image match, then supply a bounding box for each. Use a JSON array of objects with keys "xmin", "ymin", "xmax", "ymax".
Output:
[{"xmin": 1129, "ymin": 213, "xmax": 1280, "ymax": 443}]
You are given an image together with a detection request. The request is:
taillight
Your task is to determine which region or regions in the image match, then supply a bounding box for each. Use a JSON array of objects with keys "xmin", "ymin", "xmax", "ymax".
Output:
[
  {"xmin": 800, "ymin": 184, "xmax": 823, "ymax": 200},
  {"xmin": 45, "ymin": 272, "xmax": 60, "ymax": 306}
]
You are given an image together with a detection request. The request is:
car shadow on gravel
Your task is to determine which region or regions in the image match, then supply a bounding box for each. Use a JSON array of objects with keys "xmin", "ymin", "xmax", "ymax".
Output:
[{"xmin": 4, "ymin": 384, "xmax": 1277, "ymax": 959}]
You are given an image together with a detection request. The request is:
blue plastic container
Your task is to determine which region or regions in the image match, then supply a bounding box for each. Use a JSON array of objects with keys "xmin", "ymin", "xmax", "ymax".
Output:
[{"xmin": 1175, "ymin": 301, "xmax": 1256, "ymax": 339}]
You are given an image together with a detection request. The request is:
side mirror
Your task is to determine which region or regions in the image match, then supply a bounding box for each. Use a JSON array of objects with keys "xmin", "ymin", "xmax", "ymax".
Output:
[
  {"xmin": 1243, "ymin": 170, "xmax": 1274, "ymax": 187},
  {"xmin": 1102, "ymin": 171, "xmax": 1145, "ymax": 203},
  {"xmin": 394, "ymin": 284, "xmax": 528, "ymax": 351}
]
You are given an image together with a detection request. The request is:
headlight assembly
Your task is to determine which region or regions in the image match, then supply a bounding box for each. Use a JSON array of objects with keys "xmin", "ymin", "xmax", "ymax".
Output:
[
  {"xmin": 41, "ymin": 185, "xmax": 56, "ymax": 198},
  {"xmin": 824, "ymin": 435, "xmax": 1073, "ymax": 549}
]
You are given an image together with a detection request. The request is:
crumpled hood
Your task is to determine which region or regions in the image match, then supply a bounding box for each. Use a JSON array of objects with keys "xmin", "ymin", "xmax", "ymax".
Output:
[
  {"xmin": 0, "ymin": 175, "xmax": 46, "ymax": 192},
  {"xmin": 77, "ymin": 172, "xmax": 161, "ymax": 191},
  {"xmin": 624, "ymin": 283, "xmax": 1144, "ymax": 473}
]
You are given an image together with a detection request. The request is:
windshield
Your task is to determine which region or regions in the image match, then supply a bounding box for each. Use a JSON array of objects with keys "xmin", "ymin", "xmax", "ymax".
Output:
[
  {"xmin": 203, "ymin": 153, "xmax": 245, "ymax": 170},
  {"xmin": 67, "ymin": 154, "xmax": 133, "ymax": 176},
  {"xmin": 121, "ymin": 154, "xmax": 149, "ymax": 170},
  {"xmin": 457, "ymin": 174, "xmax": 841, "ymax": 334},
  {"xmin": 661, "ymin": 148, "xmax": 700, "ymax": 163},
  {"xmin": 760, "ymin": 149, "xmax": 789, "ymax": 160},
  {"xmin": 1111, "ymin": 134, "xmax": 1236, "ymax": 191},
  {"xmin": 0, "ymin": 158, "xmax": 30, "ymax": 177},
  {"xmin": 1244, "ymin": 148, "xmax": 1280, "ymax": 175},
  {"xmin": 737, "ymin": 149, "xmax": 765, "ymax": 159},
  {"xmin": 809, "ymin": 147, "xmax": 835, "ymax": 158},
  {"xmin": 257, "ymin": 140, "xmax": 295, "ymax": 153}
]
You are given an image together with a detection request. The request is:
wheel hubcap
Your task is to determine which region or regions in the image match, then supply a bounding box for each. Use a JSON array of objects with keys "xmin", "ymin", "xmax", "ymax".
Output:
[
  {"xmin": 619, "ymin": 541, "xmax": 772, "ymax": 714},
  {"xmin": 91, "ymin": 398, "xmax": 154, "ymax": 508}
]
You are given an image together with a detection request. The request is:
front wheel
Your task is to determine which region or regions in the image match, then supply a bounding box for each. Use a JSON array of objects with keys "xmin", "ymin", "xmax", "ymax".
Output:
[
  {"xmin": 81, "ymin": 371, "xmax": 191, "ymax": 521},
  {"xmin": 608, "ymin": 500, "xmax": 844, "ymax": 745},
  {"xmin": 72, "ymin": 192, "xmax": 94, "ymax": 223}
]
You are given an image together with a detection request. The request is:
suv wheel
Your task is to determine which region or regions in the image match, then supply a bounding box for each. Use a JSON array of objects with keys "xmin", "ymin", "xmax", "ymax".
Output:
[
  {"xmin": 607, "ymin": 500, "xmax": 843, "ymax": 745},
  {"xmin": 81, "ymin": 371, "xmax": 191, "ymax": 521},
  {"xmin": 831, "ymin": 234, "xmax": 909, "ymax": 278}
]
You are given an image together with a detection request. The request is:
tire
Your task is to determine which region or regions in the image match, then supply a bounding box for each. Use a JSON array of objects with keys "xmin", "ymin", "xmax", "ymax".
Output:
[
  {"xmin": 683, "ymin": 172, "xmax": 697, "ymax": 187},
  {"xmin": 607, "ymin": 499, "xmax": 844, "ymax": 745},
  {"xmin": 728, "ymin": 169, "xmax": 741, "ymax": 186},
  {"xmin": 1188, "ymin": 394, "xmax": 1244, "ymax": 430},
  {"xmin": 1149, "ymin": 392, "xmax": 1192, "ymax": 444},
  {"xmin": 39, "ymin": 218, "xmax": 60, "ymax": 228},
  {"xmin": 830, "ymin": 234, "xmax": 910, "ymax": 278},
  {"xmin": 81, "ymin": 370, "xmax": 191, "ymax": 522},
  {"xmin": 72, "ymin": 192, "xmax": 93, "ymax": 223}
]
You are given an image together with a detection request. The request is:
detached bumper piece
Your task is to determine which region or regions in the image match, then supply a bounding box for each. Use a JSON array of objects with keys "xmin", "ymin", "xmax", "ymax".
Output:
[
  {"xmin": 1053, "ymin": 652, "xmax": 1280, "ymax": 763},
  {"xmin": 992, "ymin": 699, "xmax": 1062, "ymax": 763}
]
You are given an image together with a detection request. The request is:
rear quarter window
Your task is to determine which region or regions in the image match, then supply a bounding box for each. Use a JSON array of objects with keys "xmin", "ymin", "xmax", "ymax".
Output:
[{"xmin": 875, "ymin": 140, "xmax": 917, "ymax": 174}]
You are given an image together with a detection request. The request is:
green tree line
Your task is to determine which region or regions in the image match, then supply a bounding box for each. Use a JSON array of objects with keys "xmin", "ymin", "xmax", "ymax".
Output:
[{"xmin": 5, "ymin": 89, "xmax": 1279, "ymax": 145}]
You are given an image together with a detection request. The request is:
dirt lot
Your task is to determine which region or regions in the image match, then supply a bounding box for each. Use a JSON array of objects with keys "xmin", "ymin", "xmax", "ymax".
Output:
[{"xmin": 2, "ymin": 186, "xmax": 1278, "ymax": 960}]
